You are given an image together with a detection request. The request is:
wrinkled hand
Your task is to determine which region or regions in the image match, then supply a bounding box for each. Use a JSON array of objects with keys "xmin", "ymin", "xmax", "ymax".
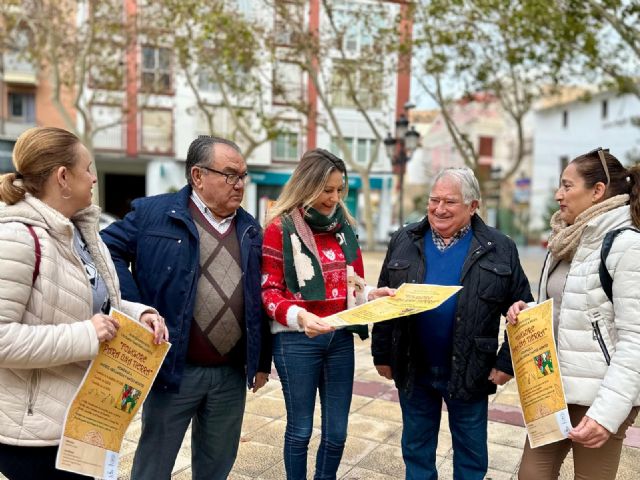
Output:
[
  {"xmin": 376, "ymin": 365, "xmax": 393, "ymax": 380},
  {"xmin": 569, "ymin": 415, "xmax": 611, "ymax": 448},
  {"xmin": 506, "ymin": 300, "xmax": 529, "ymax": 325},
  {"xmin": 488, "ymin": 368, "xmax": 512, "ymax": 386},
  {"xmin": 91, "ymin": 313, "xmax": 120, "ymax": 343},
  {"xmin": 367, "ymin": 287, "xmax": 397, "ymax": 301},
  {"xmin": 252, "ymin": 372, "xmax": 269, "ymax": 393},
  {"xmin": 140, "ymin": 312, "xmax": 169, "ymax": 345},
  {"xmin": 297, "ymin": 310, "xmax": 334, "ymax": 338}
]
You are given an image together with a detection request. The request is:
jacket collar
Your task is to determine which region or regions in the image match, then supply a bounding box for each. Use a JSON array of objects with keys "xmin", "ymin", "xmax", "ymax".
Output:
[
  {"xmin": 407, "ymin": 213, "xmax": 495, "ymax": 247},
  {"xmin": 0, "ymin": 194, "xmax": 101, "ymax": 245}
]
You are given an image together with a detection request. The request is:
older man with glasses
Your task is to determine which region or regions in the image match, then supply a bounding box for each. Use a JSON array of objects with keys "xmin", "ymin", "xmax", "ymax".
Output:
[
  {"xmin": 101, "ymin": 136, "xmax": 271, "ymax": 480},
  {"xmin": 372, "ymin": 167, "xmax": 533, "ymax": 480}
]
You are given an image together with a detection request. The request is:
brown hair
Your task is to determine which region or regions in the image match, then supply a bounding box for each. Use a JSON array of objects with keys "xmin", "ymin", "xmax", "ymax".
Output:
[
  {"xmin": 571, "ymin": 149, "xmax": 640, "ymax": 227},
  {"xmin": 266, "ymin": 148, "xmax": 354, "ymax": 225},
  {"xmin": 0, "ymin": 127, "xmax": 81, "ymax": 205}
]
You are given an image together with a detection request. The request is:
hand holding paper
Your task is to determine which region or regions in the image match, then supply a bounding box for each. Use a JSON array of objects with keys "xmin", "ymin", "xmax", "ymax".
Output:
[{"xmin": 323, "ymin": 283, "xmax": 462, "ymax": 327}]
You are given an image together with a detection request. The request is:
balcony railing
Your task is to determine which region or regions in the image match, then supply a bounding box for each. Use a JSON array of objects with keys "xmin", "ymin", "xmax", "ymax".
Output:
[{"xmin": 2, "ymin": 52, "xmax": 37, "ymax": 85}]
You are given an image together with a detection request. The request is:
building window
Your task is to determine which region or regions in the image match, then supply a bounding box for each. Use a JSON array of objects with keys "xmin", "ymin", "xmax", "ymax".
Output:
[
  {"xmin": 560, "ymin": 155, "xmax": 569, "ymax": 175},
  {"xmin": 331, "ymin": 60, "xmax": 382, "ymax": 109},
  {"xmin": 562, "ymin": 110, "xmax": 568, "ymax": 128},
  {"xmin": 141, "ymin": 109, "xmax": 173, "ymax": 154},
  {"xmin": 273, "ymin": 60, "xmax": 303, "ymax": 104},
  {"xmin": 331, "ymin": 136, "xmax": 378, "ymax": 165},
  {"xmin": 92, "ymin": 104, "xmax": 124, "ymax": 150},
  {"xmin": 198, "ymin": 72, "xmax": 220, "ymax": 93},
  {"xmin": 274, "ymin": 1, "xmax": 303, "ymax": 46},
  {"xmin": 272, "ymin": 131, "xmax": 300, "ymax": 161},
  {"xmin": 332, "ymin": 7, "xmax": 385, "ymax": 55},
  {"xmin": 198, "ymin": 61, "xmax": 251, "ymax": 93},
  {"xmin": 141, "ymin": 46, "xmax": 172, "ymax": 93},
  {"xmin": 478, "ymin": 136, "xmax": 494, "ymax": 158},
  {"xmin": 601, "ymin": 100, "xmax": 608, "ymax": 120},
  {"xmin": 8, "ymin": 93, "xmax": 35, "ymax": 123}
]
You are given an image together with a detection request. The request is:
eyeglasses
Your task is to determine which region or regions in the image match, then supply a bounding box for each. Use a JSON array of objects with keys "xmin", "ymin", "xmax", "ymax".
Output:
[
  {"xmin": 588, "ymin": 147, "xmax": 610, "ymax": 187},
  {"xmin": 198, "ymin": 165, "xmax": 249, "ymax": 186}
]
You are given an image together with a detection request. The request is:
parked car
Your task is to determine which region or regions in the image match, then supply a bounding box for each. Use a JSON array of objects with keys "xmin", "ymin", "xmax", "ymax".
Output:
[{"xmin": 98, "ymin": 212, "xmax": 119, "ymax": 231}]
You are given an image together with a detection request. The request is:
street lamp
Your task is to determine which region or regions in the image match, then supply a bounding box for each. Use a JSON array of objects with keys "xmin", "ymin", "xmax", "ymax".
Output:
[{"xmin": 384, "ymin": 111, "xmax": 420, "ymax": 225}]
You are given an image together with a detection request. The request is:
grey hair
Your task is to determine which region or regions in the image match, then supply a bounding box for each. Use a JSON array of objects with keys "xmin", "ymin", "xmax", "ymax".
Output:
[
  {"xmin": 185, "ymin": 135, "xmax": 241, "ymax": 186},
  {"xmin": 431, "ymin": 167, "xmax": 481, "ymax": 204}
]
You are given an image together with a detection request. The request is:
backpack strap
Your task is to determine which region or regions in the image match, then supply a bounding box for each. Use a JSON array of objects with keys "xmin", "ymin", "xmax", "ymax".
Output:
[
  {"xmin": 25, "ymin": 225, "xmax": 41, "ymax": 286},
  {"xmin": 599, "ymin": 227, "xmax": 640, "ymax": 302}
]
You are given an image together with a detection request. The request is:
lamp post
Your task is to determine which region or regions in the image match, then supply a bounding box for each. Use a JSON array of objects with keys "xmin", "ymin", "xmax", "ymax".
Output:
[{"xmin": 384, "ymin": 110, "xmax": 420, "ymax": 226}]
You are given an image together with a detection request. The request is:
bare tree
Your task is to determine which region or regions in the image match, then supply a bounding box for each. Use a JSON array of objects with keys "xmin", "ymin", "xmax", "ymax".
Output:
[
  {"xmin": 1, "ymin": 0, "xmax": 140, "ymax": 202},
  {"xmin": 270, "ymin": 0, "xmax": 408, "ymax": 249}
]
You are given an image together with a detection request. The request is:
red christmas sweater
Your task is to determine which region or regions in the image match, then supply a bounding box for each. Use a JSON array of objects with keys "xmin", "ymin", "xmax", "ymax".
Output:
[{"xmin": 261, "ymin": 217, "xmax": 365, "ymax": 332}]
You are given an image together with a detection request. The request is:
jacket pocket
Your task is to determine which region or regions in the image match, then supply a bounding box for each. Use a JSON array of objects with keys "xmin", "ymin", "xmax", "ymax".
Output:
[
  {"xmin": 466, "ymin": 337, "xmax": 499, "ymax": 390},
  {"xmin": 138, "ymin": 231, "xmax": 187, "ymax": 278},
  {"xmin": 386, "ymin": 259, "xmax": 412, "ymax": 287},
  {"xmin": 478, "ymin": 262, "xmax": 512, "ymax": 302},
  {"xmin": 474, "ymin": 336, "xmax": 499, "ymax": 353},
  {"xmin": 26, "ymin": 369, "xmax": 41, "ymax": 416},
  {"xmin": 589, "ymin": 311, "xmax": 612, "ymax": 366}
]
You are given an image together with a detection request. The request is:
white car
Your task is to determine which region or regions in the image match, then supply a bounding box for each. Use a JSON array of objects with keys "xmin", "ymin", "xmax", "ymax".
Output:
[{"xmin": 99, "ymin": 212, "xmax": 119, "ymax": 231}]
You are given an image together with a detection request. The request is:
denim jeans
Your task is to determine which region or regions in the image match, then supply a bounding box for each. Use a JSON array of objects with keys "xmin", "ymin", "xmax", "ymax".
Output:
[
  {"xmin": 273, "ymin": 329, "xmax": 355, "ymax": 480},
  {"xmin": 398, "ymin": 368, "xmax": 488, "ymax": 480},
  {"xmin": 0, "ymin": 443, "xmax": 92, "ymax": 480},
  {"xmin": 131, "ymin": 364, "xmax": 246, "ymax": 480}
]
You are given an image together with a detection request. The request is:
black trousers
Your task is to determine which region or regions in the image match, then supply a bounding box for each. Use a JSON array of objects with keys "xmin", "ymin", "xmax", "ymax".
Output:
[{"xmin": 0, "ymin": 443, "xmax": 92, "ymax": 480}]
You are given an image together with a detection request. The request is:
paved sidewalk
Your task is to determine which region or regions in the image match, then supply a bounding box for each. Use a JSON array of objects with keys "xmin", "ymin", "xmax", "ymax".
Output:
[{"xmin": 111, "ymin": 336, "xmax": 640, "ymax": 479}]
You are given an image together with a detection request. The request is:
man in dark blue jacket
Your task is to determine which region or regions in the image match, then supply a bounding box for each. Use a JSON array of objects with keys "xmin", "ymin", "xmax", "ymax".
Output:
[
  {"xmin": 372, "ymin": 167, "xmax": 532, "ymax": 480},
  {"xmin": 101, "ymin": 136, "xmax": 271, "ymax": 480}
]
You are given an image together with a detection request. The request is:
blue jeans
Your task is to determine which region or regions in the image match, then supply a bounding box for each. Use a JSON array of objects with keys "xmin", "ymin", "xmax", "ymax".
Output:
[
  {"xmin": 398, "ymin": 369, "xmax": 488, "ymax": 480},
  {"xmin": 273, "ymin": 329, "xmax": 355, "ymax": 480},
  {"xmin": 131, "ymin": 364, "xmax": 246, "ymax": 480}
]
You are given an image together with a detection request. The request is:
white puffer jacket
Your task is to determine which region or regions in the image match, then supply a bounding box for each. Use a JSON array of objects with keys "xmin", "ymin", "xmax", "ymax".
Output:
[
  {"xmin": 0, "ymin": 195, "xmax": 153, "ymax": 446},
  {"xmin": 539, "ymin": 205, "xmax": 640, "ymax": 433}
]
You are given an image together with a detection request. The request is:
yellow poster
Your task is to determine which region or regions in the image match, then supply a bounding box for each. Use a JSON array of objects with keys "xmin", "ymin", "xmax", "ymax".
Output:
[
  {"xmin": 506, "ymin": 299, "xmax": 571, "ymax": 448},
  {"xmin": 323, "ymin": 283, "xmax": 462, "ymax": 327},
  {"xmin": 56, "ymin": 309, "xmax": 171, "ymax": 479}
]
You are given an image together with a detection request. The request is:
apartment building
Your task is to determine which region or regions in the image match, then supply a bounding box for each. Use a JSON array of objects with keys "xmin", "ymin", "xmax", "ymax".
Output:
[{"xmin": 530, "ymin": 88, "xmax": 640, "ymax": 232}]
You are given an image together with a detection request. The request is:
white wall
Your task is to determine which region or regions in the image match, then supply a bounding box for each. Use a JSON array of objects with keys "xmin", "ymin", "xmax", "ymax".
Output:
[{"xmin": 530, "ymin": 92, "xmax": 640, "ymax": 231}]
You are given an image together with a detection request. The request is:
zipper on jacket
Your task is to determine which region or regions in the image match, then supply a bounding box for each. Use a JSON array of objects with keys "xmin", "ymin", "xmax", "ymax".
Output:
[
  {"xmin": 26, "ymin": 369, "xmax": 41, "ymax": 416},
  {"xmin": 590, "ymin": 311, "xmax": 611, "ymax": 366}
]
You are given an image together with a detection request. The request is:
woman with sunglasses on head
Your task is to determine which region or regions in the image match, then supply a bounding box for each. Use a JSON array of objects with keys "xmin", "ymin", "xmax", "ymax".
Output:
[
  {"xmin": 261, "ymin": 149, "xmax": 394, "ymax": 479},
  {"xmin": 0, "ymin": 127, "xmax": 167, "ymax": 480},
  {"xmin": 507, "ymin": 148, "xmax": 640, "ymax": 479}
]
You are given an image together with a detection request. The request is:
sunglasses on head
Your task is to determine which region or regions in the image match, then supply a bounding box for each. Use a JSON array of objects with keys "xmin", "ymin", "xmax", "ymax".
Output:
[{"xmin": 587, "ymin": 147, "xmax": 610, "ymax": 187}]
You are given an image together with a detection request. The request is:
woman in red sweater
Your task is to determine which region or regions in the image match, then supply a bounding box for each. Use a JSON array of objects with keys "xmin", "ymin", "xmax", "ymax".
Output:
[{"xmin": 262, "ymin": 149, "xmax": 393, "ymax": 479}]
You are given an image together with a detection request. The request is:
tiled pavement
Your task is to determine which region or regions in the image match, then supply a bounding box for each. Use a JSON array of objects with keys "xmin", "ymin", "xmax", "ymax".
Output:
[{"xmin": 4, "ymin": 247, "xmax": 639, "ymax": 479}]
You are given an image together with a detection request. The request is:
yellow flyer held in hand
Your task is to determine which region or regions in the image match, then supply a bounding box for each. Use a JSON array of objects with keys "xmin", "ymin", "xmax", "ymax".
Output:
[
  {"xmin": 323, "ymin": 283, "xmax": 462, "ymax": 327},
  {"xmin": 56, "ymin": 309, "xmax": 171, "ymax": 479},
  {"xmin": 506, "ymin": 299, "xmax": 571, "ymax": 448}
]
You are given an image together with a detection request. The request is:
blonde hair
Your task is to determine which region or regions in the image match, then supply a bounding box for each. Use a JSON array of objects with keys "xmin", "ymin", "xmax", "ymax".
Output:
[
  {"xmin": 266, "ymin": 148, "xmax": 355, "ymax": 225},
  {"xmin": 0, "ymin": 127, "xmax": 81, "ymax": 205}
]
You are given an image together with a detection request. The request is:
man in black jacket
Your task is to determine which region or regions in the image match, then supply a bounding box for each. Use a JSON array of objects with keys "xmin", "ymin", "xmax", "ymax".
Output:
[{"xmin": 372, "ymin": 167, "xmax": 532, "ymax": 480}]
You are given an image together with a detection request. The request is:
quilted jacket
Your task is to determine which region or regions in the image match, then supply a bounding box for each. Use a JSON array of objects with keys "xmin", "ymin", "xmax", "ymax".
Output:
[
  {"xmin": 0, "ymin": 195, "xmax": 152, "ymax": 446},
  {"xmin": 372, "ymin": 214, "xmax": 533, "ymax": 400},
  {"xmin": 539, "ymin": 205, "xmax": 640, "ymax": 433}
]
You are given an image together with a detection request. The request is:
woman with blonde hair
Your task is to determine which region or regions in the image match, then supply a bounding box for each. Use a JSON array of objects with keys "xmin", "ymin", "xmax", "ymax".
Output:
[
  {"xmin": 262, "ymin": 148, "xmax": 394, "ymax": 479},
  {"xmin": 0, "ymin": 127, "xmax": 167, "ymax": 480},
  {"xmin": 507, "ymin": 148, "xmax": 640, "ymax": 479}
]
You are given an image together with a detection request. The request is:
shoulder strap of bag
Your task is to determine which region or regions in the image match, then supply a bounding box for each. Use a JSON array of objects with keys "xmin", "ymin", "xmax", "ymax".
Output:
[
  {"xmin": 25, "ymin": 225, "xmax": 41, "ymax": 286},
  {"xmin": 599, "ymin": 227, "xmax": 640, "ymax": 302}
]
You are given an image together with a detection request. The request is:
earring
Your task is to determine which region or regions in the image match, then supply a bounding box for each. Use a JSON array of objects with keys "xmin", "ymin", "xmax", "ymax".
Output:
[{"xmin": 61, "ymin": 185, "xmax": 72, "ymax": 200}]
